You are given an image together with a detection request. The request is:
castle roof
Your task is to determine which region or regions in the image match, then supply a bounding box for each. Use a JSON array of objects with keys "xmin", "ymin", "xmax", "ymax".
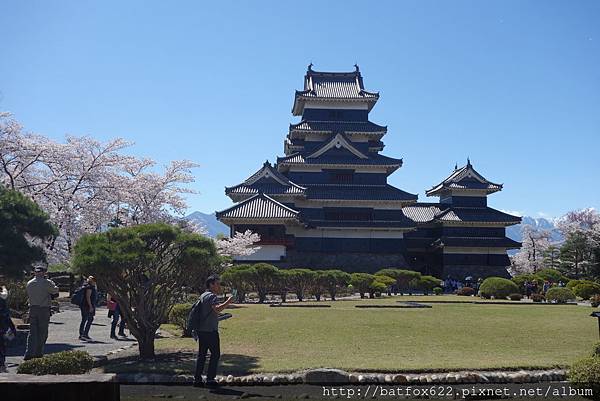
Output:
[
  {"xmin": 403, "ymin": 204, "xmax": 521, "ymax": 226},
  {"xmin": 292, "ymin": 65, "xmax": 379, "ymax": 115},
  {"xmin": 426, "ymin": 160, "xmax": 503, "ymax": 197},
  {"xmin": 216, "ymin": 193, "xmax": 300, "ymax": 222},
  {"xmin": 289, "ymin": 120, "xmax": 387, "ymax": 137},
  {"xmin": 305, "ymin": 184, "xmax": 417, "ymax": 202},
  {"xmin": 225, "ymin": 161, "xmax": 306, "ymax": 201}
]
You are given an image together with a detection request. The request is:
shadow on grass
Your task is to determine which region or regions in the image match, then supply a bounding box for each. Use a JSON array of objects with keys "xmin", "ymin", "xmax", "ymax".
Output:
[
  {"xmin": 102, "ymin": 351, "xmax": 260, "ymax": 376},
  {"xmin": 6, "ymin": 342, "xmax": 85, "ymax": 357}
]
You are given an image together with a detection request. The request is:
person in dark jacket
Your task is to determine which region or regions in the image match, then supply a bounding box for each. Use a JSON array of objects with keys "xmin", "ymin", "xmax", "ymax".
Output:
[
  {"xmin": 1, "ymin": 286, "xmax": 17, "ymax": 373},
  {"xmin": 79, "ymin": 276, "xmax": 97, "ymax": 341}
]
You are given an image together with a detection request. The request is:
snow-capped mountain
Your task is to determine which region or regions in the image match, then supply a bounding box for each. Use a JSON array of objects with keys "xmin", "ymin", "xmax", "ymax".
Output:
[
  {"xmin": 506, "ymin": 216, "xmax": 563, "ymax": 243},
  {"xmin": 185, "ymin": 211, "xmax": 229, "ymax": 238}
]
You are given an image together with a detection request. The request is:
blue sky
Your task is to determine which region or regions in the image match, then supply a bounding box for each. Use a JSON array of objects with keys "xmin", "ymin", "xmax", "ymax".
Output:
[{"xmin": 1, "ymin": 1, "xmax": 599, "ymax": 219}]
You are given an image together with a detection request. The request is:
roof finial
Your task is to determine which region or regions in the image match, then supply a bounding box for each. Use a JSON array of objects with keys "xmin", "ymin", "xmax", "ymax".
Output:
[
  {"xmin": 354, "ymin": 63, "xmax": 360, "ymax": 72},
  {"xmin": 467, "ymin": 157, "xmax": 471, "ymax": 167},
  {"xmin": 454, "ymin": 162, "xmax": 458, "ymax": 170},
  {"xmin": 307, "ymin": 62, "xmax": 313, "ymax": 72}
]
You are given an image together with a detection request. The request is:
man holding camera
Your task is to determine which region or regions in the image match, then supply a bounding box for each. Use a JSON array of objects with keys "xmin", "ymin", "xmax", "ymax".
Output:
[
  {"xmin": 24, "ymin": 266, "xmax": 59, "ymax": 360},
  {"xmin": 192, "ymin": 275, "xmax": 233, "ymax": 388}
]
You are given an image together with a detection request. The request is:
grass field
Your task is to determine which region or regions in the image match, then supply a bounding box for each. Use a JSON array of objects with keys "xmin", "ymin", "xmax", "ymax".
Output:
[{"xmin": 144, "ymin": 295, "xmax": 597, "ymax": 374}]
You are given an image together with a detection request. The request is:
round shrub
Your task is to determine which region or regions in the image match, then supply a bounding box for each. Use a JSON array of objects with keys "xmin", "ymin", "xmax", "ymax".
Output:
[
  {"xmin": 17, "ymin": 351, "xmax": 93, "ymax": 375},
  {"xmin": 567, "ymin": 279, "xmax": 595, "ymax": 291},
  {"xmin": 568, "ymin": 356, "xmax": 600, "ymax": 398},
  {"xmin": 574, "ymin": 283, "xmax": 600, "ymax": 300},
  {"xmin": 546, "ymin": 287, "xmax": 576, "ymax": 303},
  {"xmin": 433, "ymin": 287, "xmax": 443, "ymax": 296},
  {"xmin": 531, "ymin": 293, "xmax": 545, "ymax": 303},
  {"xmin": 168, "ymin": 303, "xmax": 193, "ymax": 335},
  {"xmin": 456, "ymin": 287, "xmax": 475, "ymax": 296},
  {"xmin": 479, "ymin": 277, "xmax": 520, "ymax": 299},
  {"xmin": 509, "ymin": 293, "xmax": 523, "ymax": 301}
]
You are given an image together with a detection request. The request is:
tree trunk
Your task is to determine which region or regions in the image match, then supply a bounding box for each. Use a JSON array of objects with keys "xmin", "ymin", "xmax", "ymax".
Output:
[{"xmin": 138, "ymin": 333, "xmax": 156, "ymax": 360}]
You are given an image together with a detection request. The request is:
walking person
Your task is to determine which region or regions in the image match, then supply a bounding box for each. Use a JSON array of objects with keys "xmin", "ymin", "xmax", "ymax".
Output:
[
  {"xmin": 79, "ymin": 276, "xmax": 97, "ymax": 341},
  {"xmin": 192, "ymin": 275, "xmax": 233, "ymax": 388},
  {"xmin": 24, "ymin": 266, "xmax": 59, "ymax": 360},
  {"xmin": 107, "ymin": 293, "xmax": 126, "ymax": 339},
  {"xmin": 0, "ymin": 286, "xmax": 16, "ymax": 373}
]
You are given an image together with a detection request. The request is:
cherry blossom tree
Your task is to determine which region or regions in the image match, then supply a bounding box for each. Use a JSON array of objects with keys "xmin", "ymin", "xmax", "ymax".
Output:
[
  {"xmin": 511, "ymin": 225, "xmax": 553, "ymax": 274},
  {"xmin": 0, "ymin": 113, "xmax": 198, "ymax": 264},
  {"xmin": 215, "ymin": 230, "xmax": 261, "ymax": 258}
]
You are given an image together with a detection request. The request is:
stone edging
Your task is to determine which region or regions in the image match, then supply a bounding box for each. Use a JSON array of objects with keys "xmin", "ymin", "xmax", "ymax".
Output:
[
  {"xmin": 114, "ymin": 368, "xmax": 568, "ymax": 385},
  {"xmin": 92, "ymin": 342, "xmax": 139, "ymax": 368}
]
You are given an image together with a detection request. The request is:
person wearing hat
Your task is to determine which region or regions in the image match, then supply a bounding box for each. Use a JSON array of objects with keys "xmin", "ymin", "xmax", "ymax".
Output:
[{"xmin": 24, "ymin": 266, "xmax": 59, "ymax": 360}]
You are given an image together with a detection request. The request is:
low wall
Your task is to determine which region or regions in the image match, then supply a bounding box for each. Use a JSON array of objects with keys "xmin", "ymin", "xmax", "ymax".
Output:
[{"xmin": 0, "ymin": 374, "xmax": 119, "ymax": 401}]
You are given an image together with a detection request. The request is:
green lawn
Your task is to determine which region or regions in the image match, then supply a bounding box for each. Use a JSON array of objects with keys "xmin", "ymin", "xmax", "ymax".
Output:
[{"xmin": 152, "ymin": 295, "xmax": 595, "ymax": 374}]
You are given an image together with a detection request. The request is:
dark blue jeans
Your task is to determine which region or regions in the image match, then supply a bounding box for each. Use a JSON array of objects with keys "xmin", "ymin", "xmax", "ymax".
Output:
[
  {"xmin": 194, "ymin": 331, "xmax": 220, "ymax": 382},
  {"xmin": 110, "ymin": 305, "xmax": 126, "ymax": 337},
  {"xmin": 79, "ymin": 308, "xmax": 94, "ymax": 337}
]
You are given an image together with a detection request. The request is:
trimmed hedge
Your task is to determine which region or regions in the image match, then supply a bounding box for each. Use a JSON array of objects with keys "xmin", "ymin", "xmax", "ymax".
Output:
[
  {"xmin": 168, "ymin": 303, "xmax": 193, "ymax": 335},
  {"xmin": 573, "ymin": 282, "xmax": 600, "ymax": 300},
  {"xmin": 433, "ymin": 287, "xmax": 443, "ymax": 296},
  {"xmin": 546, "ymin": 287, "xmax": 576, "ymax": 303},
  {"xmin": 17, "ymin": 351, "xmax": 93, "ymax": 375},
  {"xmin": 569, "ymin": 356, "xmax": 600, "ymax": 398},
  {"xmin": 479, "ymin": 277, "xmax": 520, "ymax": 299}
]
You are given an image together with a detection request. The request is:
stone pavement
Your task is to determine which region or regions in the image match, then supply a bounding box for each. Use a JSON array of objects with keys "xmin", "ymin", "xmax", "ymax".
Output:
[{"xmin": 5, "ymin": 306, "xmax": 137, "ymax": 373}]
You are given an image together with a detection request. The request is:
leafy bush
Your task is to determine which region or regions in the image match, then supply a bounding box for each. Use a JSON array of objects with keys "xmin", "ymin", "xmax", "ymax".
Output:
[
  {"xmin": 479, "ymin": 277, "xmax": 520, "ymax": 299},
  {"xmin": 546, "ymin": 287, "xmax": 576, "ymax": 303},
  {"xmin": 535, "ymin": 268, "xmax": 568, "ymax": 284},
  {"xmin": 168, "ymin": 303, "xmax": 193, "ymax": 335},
  {"xmin": 573, "ymin": 283, "xmax": 600, "ymax": 300},
  {"xmin": 531, "ymin": 293, "xmax": 545, "ymax": 303},
  {"xmin": 511, "ymin": 274, "xmax": 542, "ymax": 294},
  {"xmin": 592, "ymin": 342, "xmax": 600, "ymax": 357},
  {"xmin": 591, "ymin": 294, "xmax": 600, "ymax": 308},
  {"xmin": 456, "ymin": 287, "xmax": 475, "ymax": 296},
  {"xmin": 566, "ymin": 279, "xmax": 596, "ymax": 291},
  {"xmin": 6, "ymin": 280, "xmax": 29, "ymax": 312},
  {"xmin": 416, "ymin": 275, "xmax": 442, "ymax": 295},
  {"xmin": 509, "ymin": 293, "xmax": 523, "ymax": 301},
  {"xmin": 17, "ymin": 351, "xmax": 93, "ymax": 375},
  {"xmin": 433, "ymin": 287, "xmax": 443, "ymax": 296},
  {"xmin": 568, "ymin": 356, "xmax": 600, "ymax": 398}
]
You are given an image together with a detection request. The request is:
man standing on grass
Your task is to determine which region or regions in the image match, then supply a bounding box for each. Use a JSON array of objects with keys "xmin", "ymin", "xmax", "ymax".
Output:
[
  {"xmin": 24, "ymin": 266, "xmax": 59, "ymax": 360},
  {"xmin": 193, "ymin": 275, "xmax": 233, "ymax": 388}
]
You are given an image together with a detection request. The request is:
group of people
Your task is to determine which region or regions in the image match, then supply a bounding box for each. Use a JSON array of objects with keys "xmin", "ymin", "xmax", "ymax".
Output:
[
  {"xmin": 522, "ymin": 279, "xmax": 565, "ymax": 298},
  {"xmin": 75, "ymin": 275, "xmax": 128, "ymax": 341},
  {"xmin": 2, "ymin": 267, "xmax": 230, "ymax": 388},
  {"xmin": 0, "ymin": 267, "xmax": 129, "ymax": 373},
  {"xmin": 443, "ymin": 276, "xmax": 484, "ymax": 293}
]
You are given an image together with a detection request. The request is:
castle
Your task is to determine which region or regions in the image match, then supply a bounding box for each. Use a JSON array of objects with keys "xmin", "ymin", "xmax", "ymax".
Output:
[{"xmin": 217, "ymin": 65, "xmax": 521, "ymax": 279}]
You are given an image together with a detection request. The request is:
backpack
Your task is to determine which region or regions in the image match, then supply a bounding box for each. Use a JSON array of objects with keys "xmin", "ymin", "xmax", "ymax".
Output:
[
  {"xmin": 70, "ymin": 286, "xmax": 86, "ymax": 306},
  {"xmin": 186, "ymin": 293, "xmax": 212, "ymax": 336}
]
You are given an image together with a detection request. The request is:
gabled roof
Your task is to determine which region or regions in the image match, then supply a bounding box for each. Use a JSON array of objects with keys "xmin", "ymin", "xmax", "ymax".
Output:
[
  {"xmin": 216, "ymin": 193, "xmax": 300, "ymax": 222},
  {"xmin": 225, "ymin": 161, "xmax": 306, "ymax": 200},
  {"xmin": 426, "ymin": 159, "xmax": 503, "ymax": 197},
  {"xmin": 289, "ymin": 120, "xmax": 387, "ymax": 136},
  {"xmin": 403, "ymin": 204, "xmax": 521, "ymax": 226},
  {"xmin": 292, "ymin": 65, "xmax": 379, "ymax": 115},
  {"xmin": 402, "ymin": 203, "xmax": 444, "ymax": 223},
  {"xmin": 307, "ymin": 133, "xmax": 368, "ymax": 159},
  {"xmin": 305, "ymin": 184, "xmax": 417, "ymax": 202}
]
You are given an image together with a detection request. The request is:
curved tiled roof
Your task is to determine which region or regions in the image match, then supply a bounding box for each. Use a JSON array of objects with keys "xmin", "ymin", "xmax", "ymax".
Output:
[
  {"xmin": 427, "ymin": 160, "xmax": 502, "ymax": 197},
  {"xmin": 277, "ymin": 152, "xmax": 402, "ymax": 168},
  {"xmin": 216, "ymin": 193, "xmax": 300, "ymax": 221},
  {"xmin": 402, "ymin": 204, "xmax": 444, "ymax": 223},
  {"xmin": 436, "ymin": 207, "xmax": 521, "ymax": 224},
  {"xmin": 289, "ymin": 120, "xmax": 387, "ymax": 134},
  {"xmin": 225, "ymin": 161, "xmax": 306, "ymax": 199},
  {"xmin": 292, "ymin": 66, "xmax": 379, "ymax": 115}
]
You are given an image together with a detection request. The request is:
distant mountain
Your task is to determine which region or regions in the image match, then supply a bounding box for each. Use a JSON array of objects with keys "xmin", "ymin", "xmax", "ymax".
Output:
[
  {"xmin": 185, "ymin": 211, "xmax": 229, "ymax": 238},
  {"xmin": 506, "ymin": 216, "xmax": 563, "ymax": 244}
]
